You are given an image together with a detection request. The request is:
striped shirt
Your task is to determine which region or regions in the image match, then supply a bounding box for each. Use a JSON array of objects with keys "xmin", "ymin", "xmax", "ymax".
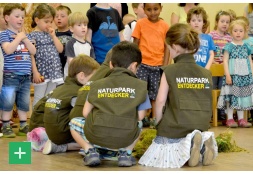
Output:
[{"xmin": 0, "ymin": 29, "xmax": 32, "ymax": 74}]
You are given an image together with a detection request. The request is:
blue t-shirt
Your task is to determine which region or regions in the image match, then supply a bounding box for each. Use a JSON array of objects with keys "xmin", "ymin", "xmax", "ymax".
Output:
[
  {"xmin": 243, "ymin": 36, "xmax": 253, "ymax": 54},
  {"xmin": 86, "ymin": 6, "xmax": 124, "ymax": 64},
  {"xmin": 194, "ymin": 34, "xmax": 216, "ymax": 68}
]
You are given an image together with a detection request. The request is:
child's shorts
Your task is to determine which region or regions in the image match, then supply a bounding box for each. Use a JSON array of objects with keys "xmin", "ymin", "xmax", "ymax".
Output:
[
  {"xmin": 136, "ymin": 63, "xmax": 161, "ymax": 100},
  {"xmin": 0, "ymin": 73, "xmax": 31, "ymax": 111}
]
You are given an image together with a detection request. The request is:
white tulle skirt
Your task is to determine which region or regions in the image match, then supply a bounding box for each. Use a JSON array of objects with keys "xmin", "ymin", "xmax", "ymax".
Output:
[{"xmin": 138, "ymin": 130, "xmax": 218, "ymax": 168}]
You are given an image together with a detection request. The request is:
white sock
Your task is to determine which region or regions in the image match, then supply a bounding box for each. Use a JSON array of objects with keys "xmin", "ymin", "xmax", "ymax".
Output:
[{"xmin": 237, "ymin": 110, "xmax": 244, "ymax": 120}]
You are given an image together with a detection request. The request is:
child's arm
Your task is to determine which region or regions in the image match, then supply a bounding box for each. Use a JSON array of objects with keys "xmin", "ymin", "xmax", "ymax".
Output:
[
  {"xmin": 119, "ymin": 30, "xmax": 125, "ymax": 41},
  {"xmin": 48, "ymin": 27, "xmax": 63, "ymax": 53},
  {"xmin": 223, "ymin": 50, "xmax": 232, "ymax": 85},
  {"xmin": 248, "ymin": 55, "xmax": 253, "ymax": 77},
  {"xmin": 155, "ymin": 73, "xmax": 169, "ymax": 123},
  {"xmin": 1, "ymin": 32, "xmax": 35, "ymax": 55},
  {"xmin": 163, "ymin": 43, "xmax": 169, "ymax": 65},
  {"xmin": 67, "ymin": 57, "xmax": 73, "ymax": 65},
  {"xmin": 86, "ymin": 28, "xmax": 92, "ymax": 43},
  {"xmin": 82, "ymin": 100, "xmax": 94, "ymax": 118},
  {"xmin": 138, "ymin": 110, "xmax": 147, "ymax": 121},
  {"xmin": 133, "ymin": 38, "xmax": 140, "ymax": 46},
  {"xmin": 205, "ymin": 50, "xmax": 214, "ymax": 70},
  {"xmin": 31, "ymin": 55, "xmax": 42, "ymax": 84}
]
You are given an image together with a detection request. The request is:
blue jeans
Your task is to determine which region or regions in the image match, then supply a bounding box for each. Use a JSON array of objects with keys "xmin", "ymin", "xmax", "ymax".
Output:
[{"xmin": 0, "ymin": 73, "xmax": 31, "ymax": 111}]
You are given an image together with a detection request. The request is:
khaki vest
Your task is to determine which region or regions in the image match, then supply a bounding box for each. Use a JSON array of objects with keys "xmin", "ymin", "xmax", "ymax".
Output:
[
  {"xmin": 69, "ymin": 63, "xmax": 111, "ymax": 119},
  {"xmin": 44, "ymin": 77, "xmax": 83, "ymax": 145},
  {"xmin": 157, "ymin": 54, "xmax": 213, "ymax": 138},
  {"xmin": 84, "ymin": 68, "xmax": 147, "ymax": 149}
]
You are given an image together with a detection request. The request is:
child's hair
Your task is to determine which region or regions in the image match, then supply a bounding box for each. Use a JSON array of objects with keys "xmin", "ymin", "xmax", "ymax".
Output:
[
  {"xmin": 122, "ymin": 13, "xmax": 136, "ymax": 26},
  {"xmin": 3, "ymin": 3, "xmax": 25, "ymax": 17},
  {"xmin": 228, "ymin": 19, "xmax": 248, "ymax": 39},
  {"xmin": 247, "ymin": 3, "xmax": 253, "ymax": 14},
  {"xmin": 111, "ymin": 41, "xmax": 142, "ymax": 68},
  {"xmin": 166, "ymin": 23, "xmax": 200, "ymax": 54},
  {"xmin": 55, "ymin": 5, "xmax": 72, "ymax": 15},
  {"xmin": 68, "ymin": 54, "xmax": 100, "ymax": 78},
  {"xmin": 68, "ymin": 12, "xmax": 88, "ymax": 27},
  {"xmin": 227, "ymin": 9, "xmax": 236, "ymax": 21},
  {"xmin": 143, "ymin": 3, "xmax": 161, "ymax": 8},
  {"xmin": 236, "ymin": 16, "xmax": 249, "ymax": 26},
  {"xmin": 187, "ymin": 7, "xmax": 209, "ymax": 31},
  {"xmin": 178, "ymin": 3, "xmax": 199, "ymax": 7},
  {"xmin": 31, "ymin": 3, "xmax": 56, "ymax": 28},
  {"xmin": 104, "ymin": 49, "xmax": 113, "ymax": 64},
  {"xmin": 132, "ymin": 3, "xmax": 141, "ymax": 9},
  {"xmin": 214, "ymin": 10, "xmax": 231, "ymax": 30}
]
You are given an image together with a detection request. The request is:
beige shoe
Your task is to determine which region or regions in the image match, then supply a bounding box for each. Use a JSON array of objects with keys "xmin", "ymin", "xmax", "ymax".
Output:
[{"xmin": 188, "ymin": 132, "xmax": 202, "ymax": 167}]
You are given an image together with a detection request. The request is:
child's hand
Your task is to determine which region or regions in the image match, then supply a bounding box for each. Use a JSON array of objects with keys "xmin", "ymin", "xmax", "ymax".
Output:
[
  {"xmin": 12, "ymin": 32, "xmax": 27, "ymax": 41},
  {"xmin": 226, "ymin": 75, "xmax": 232, "ymax": 85},
  {"xmin": 47, "ymin": 27, "xmax": 55, "ymax": 38},
  {"xmin": 33, "ymin": 71, "xmax": 42, "ymax": 84}
]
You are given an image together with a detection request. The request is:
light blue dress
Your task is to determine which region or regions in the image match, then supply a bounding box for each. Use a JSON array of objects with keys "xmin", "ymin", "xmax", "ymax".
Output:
[{"xmin": 217, "ymin": 42, "xmax": 253, "ymax": 110}]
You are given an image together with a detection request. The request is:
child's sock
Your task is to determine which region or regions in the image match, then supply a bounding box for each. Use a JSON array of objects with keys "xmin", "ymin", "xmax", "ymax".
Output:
[
  {"xmin": 2, "ymin": 120, "xmax": 10, "ymax": 127},
  {"xmin": 19, "ymin": 120, "xmax": 27, "ymax": 128},
  {"xmin": 237, "ymin": 110, "xmax": 244, "ymax": 120},
  {"xmin": 126, "ymin": 150, "xmax": 132, "ymax": 155}
]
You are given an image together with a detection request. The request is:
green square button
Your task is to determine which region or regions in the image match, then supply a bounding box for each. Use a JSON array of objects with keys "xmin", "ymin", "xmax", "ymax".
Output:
[{"xmin": 9, "ymin": 142, "xmax": 31, "ymax": 164}]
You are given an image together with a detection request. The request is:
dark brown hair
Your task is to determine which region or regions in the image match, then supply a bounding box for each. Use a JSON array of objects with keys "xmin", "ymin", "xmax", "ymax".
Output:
[
  {"xmin": 166, "ymin": 23, "xmax": 200, "ymax": 54},
  {"xmin": 31, "ymin": 3, "xmax": 55, "ymax": 28},
  {"xmin": 3, "ymin": 3, "xmax": 25, "ymax": 16},
  {"xmin": 214, "ymin": 10, "xmax": 231, "ymax": 30},
  {"xmin": 55, "ymin": 5, "xmax": 72, "ymax": 15}
]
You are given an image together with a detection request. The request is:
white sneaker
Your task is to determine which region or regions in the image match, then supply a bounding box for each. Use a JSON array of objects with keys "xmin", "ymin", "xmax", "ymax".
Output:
[{"xmin": 0, "ymin": 133, "xmax": 3, "ymax": 137}]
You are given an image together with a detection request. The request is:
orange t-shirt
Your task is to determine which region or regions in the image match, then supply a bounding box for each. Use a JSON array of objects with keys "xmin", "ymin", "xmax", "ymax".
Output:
[{"xmin": 132, "ymin": 18, "xmax": 169, "ymax": 66}]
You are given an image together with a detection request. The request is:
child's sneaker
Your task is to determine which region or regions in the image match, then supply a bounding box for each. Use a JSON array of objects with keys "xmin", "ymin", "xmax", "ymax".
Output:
[
  {"xmin": 117, "ymin": 150, "xmax": 136, "ymax": 167},
  {"xmin": 201, "ymin": 136, "xmax": 215, "ymax": 166},
  {"xmin": 42, "ymin": 139, "xmax": 67, "ymax": 155},
  {"xmin": 17, "ymin": 125, "xmax": 29, "ymax": 136},
  {"xmin": 0, "ymin": 133, "xmax": 3, "ymax": 137},
  {"xmin": 226, "ymin": 119, "xmax": 238, "ymax": 128},
  {"xmin": 149, "ymin": 118, "xmax": 156, "ymax": 129},
  {"xmin": 83, "ymin": 148, "xmax": 101, "ymax": 166},
  {"xmin": 188, "ymin": 132, "xmax": 202, "ymax": 167},
  {"xmin": 142, "ymin": 116, "xmax": 150, "ymax": 127},
  {"xmin": 238, "ymin": 119, "xmax": 252, "ymax": 128},
  {"xmin": 1, "ymin": 125, "xmax": 16, "ymax": 138}
]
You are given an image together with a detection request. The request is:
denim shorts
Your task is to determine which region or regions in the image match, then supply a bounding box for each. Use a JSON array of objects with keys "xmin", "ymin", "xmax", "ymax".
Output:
[{"xmin": 0, "ymin": 73, "xmax": 31, "ymax": 111}]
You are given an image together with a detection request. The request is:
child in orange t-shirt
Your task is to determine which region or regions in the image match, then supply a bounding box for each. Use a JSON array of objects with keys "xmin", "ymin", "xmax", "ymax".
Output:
[{"xmin": 132, "ymin": 3, "xmax": 169, "ymax": 128}]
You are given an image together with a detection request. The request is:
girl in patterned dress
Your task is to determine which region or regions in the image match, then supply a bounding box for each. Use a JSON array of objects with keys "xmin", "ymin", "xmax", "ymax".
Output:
[
  {"xmin": 217, "ymin": 19, "xmax": 253, "ymax": 128},
  {"xmin": 138, "ymin": 23, "xmax": 218, "ymax": 168},
  {"xmin": 29, "ymin": 4, "xmax": 64, "ymax": 106}
]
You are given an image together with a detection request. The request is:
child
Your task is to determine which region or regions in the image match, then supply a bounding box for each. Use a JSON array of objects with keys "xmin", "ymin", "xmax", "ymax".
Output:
[
  {"xmin": 209, "ymin": 11, "xmax": 232, "ymax": 88},
  {"xmin": 69, "ymin": 41, "xmax": 151, "ymax": 167},
  {"xmin": 139, "ymin": 23, "xmax": 218, "ymax": 168},
  {"xmin": 64, "ymin": 12, "xmax": 95, "ymax": 79},
  {"xmin": 122, "ymin": 14, "xmax": 136, "ymax": 26},
  {"xmin": 54, "ymin": 5, "xmax": 72, "ymax": 75},
  {"xmin": 0, "ymin": 3, "xmax": 36, "ymax": 138},
  {"xmin": 39, "ymin": 55, "xmax": 99, "ymax": 154},
  {"xmin": 217, "ymin": 19, "xmax": 253, "ymax": 128},
  {"xmin": 69, "ymin": 49, "xmax": 112, "ymax": 120},
  {"xmin": 187, "ymin": 7, "xmax": 216, "ymax": 70},
  {"xmin": 209, "ymin": 10, "xmax": 232, "ymax": 121},
  {"xmin": 29, "ymin": 4, "xmax": 64, "ymax": 107},
  {"xmin": 86, "ymin": 3, "xmax": 125, "ymax": 64},
  {"xmin": 0, "ymin": 3, "xmax": 7, "ymax": 92},
  {"xmin": 243, "ymin": 3, "xmax": 253, "ymax": 36},
  {"xmin": 123, "ymin": 3, "xmax": 146, "ymax": 42},
  {"xmin": 228, "ymin": 9, "xmax": 236, "ymax": 22},
  {"xmin": 132, "ymin": 3, "xmax": 169, "ymax": 128}
]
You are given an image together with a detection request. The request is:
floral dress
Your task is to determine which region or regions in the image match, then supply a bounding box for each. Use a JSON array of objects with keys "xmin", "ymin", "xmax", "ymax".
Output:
[
  {"xmin": 29, "ymin": 31, "xmax": 63, "ymax": 82},
  {"xmin": 217, "ymin": 42, "xmax": 253, "ymax": 110}
]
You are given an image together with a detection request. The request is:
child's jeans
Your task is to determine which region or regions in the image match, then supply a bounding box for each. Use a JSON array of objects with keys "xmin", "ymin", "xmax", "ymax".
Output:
[{"xmin": 0, "ymin": 73, "xmax": 31, "ymax": 112}]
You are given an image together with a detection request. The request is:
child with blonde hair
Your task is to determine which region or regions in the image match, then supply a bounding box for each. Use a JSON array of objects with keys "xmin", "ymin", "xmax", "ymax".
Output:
[
  {"xmin": 29, "ymin": 4, "xmax": 64, "ymax": 107},
  {"xmin": 139, "ymin": 23, "xmax": 217, "ymax": 168},
  {"xmin": 187, "ymin": 7, "xmax": 215, "ymax": 70},
  {"xmin": 64, "ymin": 12, "xmax": 95, "ymax": 79},
  {"xmin": 217, "ymin": 19, "xmax": 253, "ymax": 128}
]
